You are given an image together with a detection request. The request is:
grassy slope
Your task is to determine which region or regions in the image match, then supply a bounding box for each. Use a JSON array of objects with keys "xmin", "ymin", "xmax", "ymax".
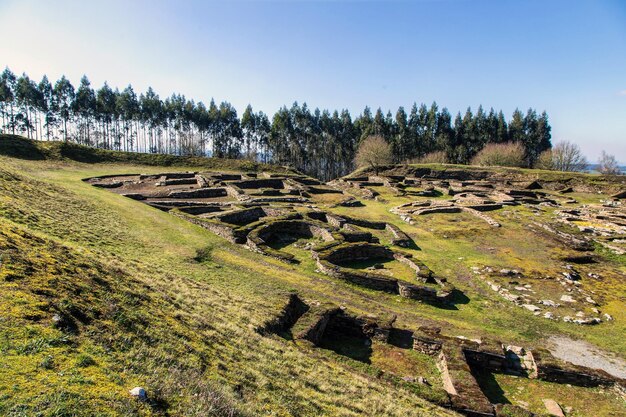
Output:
[
  {"xmin": 0, "ymin": 140, "xmax": 457, "ymax": 416},
  {"xmin": 0, "ymin": 136, "xmax": 624, "ymax": 416}
]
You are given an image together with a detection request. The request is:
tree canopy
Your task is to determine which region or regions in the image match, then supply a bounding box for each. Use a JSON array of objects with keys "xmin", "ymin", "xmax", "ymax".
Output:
[{"xmin": 0, "ymin": 67, "xmax": 553, "ymax": 180}]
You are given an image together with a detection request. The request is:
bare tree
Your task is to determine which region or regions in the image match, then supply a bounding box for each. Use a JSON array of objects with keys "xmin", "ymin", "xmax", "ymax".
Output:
[
  {"xmin": 470, "ymin": 142, "xmax": 525, "ymax": 167},
  {"xmin": 355, "ymin": 135, "xmax": 393, "ymax": 174},
  {"xmin": 598, "ymin": 151, "xmax": 621, "ymax": 175},
  {"xmin": 536, "ymin": 141, "xmax": 587, "ymax": 172},
  {"xmin": 414, "ymin": 151, "xmax": 448, "ymax": 164}
]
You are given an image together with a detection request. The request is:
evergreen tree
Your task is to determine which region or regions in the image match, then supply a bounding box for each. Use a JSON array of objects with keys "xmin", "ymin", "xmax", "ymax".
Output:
[{"xmin": 394, "ymin": 106, "xmax": 408, "ymax": 162}]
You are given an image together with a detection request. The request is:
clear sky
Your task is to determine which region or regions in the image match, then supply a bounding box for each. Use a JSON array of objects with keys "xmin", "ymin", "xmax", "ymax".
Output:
[{"xmin": 1, "ymin": 0, "xmax": 625, "ymax": 162}]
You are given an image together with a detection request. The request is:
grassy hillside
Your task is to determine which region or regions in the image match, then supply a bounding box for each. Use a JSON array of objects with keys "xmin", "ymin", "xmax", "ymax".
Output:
[
  {"xmin": 0, "ymin": 135, "xmax": 624, "ymax": 416},
  {"xmin": 0, "ymin": 142, "xmax": 457, "ymax": 416},
  {"xmin": 0, "ymin": 135, "xmax": 293, "ymax": 174}
]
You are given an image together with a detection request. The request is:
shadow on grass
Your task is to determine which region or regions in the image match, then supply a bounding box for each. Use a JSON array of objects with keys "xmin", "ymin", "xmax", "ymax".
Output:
[
  {"xmin": 471, "ymin": 369, "xmax": 510, "ymax": 405},
  {"xmin": 319, "ymin": 330, "xmax": 373, "ymax": 364},
  {"xmin": 0, "ymin": 135, "xmax": 46, "ymax": 160},
  {"xmin": 387, "ymin": 328, "xmax": 414, "ymax": 349},
  {"xmin": 435, "ymin": 289, "xmax": 470, "ymax": 311}
]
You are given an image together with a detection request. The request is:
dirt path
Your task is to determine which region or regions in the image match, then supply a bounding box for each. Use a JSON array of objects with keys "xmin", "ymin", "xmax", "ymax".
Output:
[{"xmin": 547, "ymin": 335, "xmax": 626, "ymax": 379}]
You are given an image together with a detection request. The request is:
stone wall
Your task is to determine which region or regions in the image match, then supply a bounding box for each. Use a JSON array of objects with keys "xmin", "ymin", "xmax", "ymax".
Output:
[
  {"xmin": 168, "ymin": 188, "xmax": 227, "ymax": 198},
  {"xmin": 292, "ymin": 305, "xmax": 341, "ymax": 344},
  {"xmin": 163, "ymin": 178, "xmax": 198, "ymax": 186},
  {"xmin": 172, "ymin": 211, "xmax": 246, "ymax": 243},
  {"xmin": 230, "ymin": 178, "xmax": 285, "ymax": 189},
  {"xmin": 438, "ymin": 344, "xmax": 495, "ymax": 416},
  {"xmin": 386, "ymin": 223, "xmax": 412, "ymax": 247},
  {"xmin": 532, "ymin": 348, "xmax": 622, "ymax": 387},
  {"xmin": 215, "ymin": 207, "xmax": 268, "ymax": 226},
  {"xmin": 257, "ymin": 294, "xmax": 309, "ymax": 335}
]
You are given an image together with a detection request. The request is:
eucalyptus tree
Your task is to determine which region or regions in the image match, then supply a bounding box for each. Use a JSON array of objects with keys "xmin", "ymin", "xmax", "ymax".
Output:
[
  {"xmin": 394, "ymin": 106, "xmax": 409, "ymax": 162},
  {"xmin": 256, "ymin": 111, "xmax": 271, "ymax": 162},
  {"xmin": 508, "ymin": 108, "xmax": 525, "ymax": 144},
  {"xmin": 353, "ymin": 106, "xmax": 372, "ymax": 144},
  {"xmin": 140, "ymin": 88, "xmax": 164, "ymax": 153},
  {"xmin": 16, "ymin": 74, "xmax": 45, "ymax": 139},
  {"xmin": 53, "ymin": 76, "xmax": 75, "ymax": 141},
  {"xmin": 94, "ymin": 83, "xmax": 117, "ymax": 148},
  {"xmin": 0, "ymin": 68, "xmax": 17, "ymax": 134},
  {"xmin": 241, "ymin": 104, "xmax": 256, "ymax": 158},
  {"xmin": 73, "ymin": 76, "xmax": 97, "ymax": 145},
  {"xmin": 496, "ymin": 111, "xmax": 508, "ymax": 143},
  {"xmin": 434, "ymin": 108, "xmax": 453, "ymax": 156},
  {"xmin": 117, "ymin": 85, "xmax": 139, "ymax": 151},
  {"xmin": 38, "ymin": 75, "xmax": 57, "ymax": 140}
]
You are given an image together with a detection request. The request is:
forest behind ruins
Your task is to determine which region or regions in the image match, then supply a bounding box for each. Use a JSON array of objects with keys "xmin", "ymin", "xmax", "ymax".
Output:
[{"xmin": 0, "ymin": 67, "xmax": 552, "ymax": 180}]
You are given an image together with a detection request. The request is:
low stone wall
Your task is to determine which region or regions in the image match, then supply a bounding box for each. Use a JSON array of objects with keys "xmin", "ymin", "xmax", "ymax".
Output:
[
  {"xmin": 215, "ymin": 207, "xmax": 268, "ymax": 226},
  {"xmin": 323, "ymin": 312, "xmax": 392, "ymax": 343},
  {"xmin": 397, "ymin": 282, "xmax": 438, "ymax": 302},
  {"xmin": 316, "ymin": 257, "xmax": 400, "ymax": 293},
  {"xmin": 163, "ymin": 172, "xmax": 197, "ymax": 179},
  {"xmin": 168, "ymin": 187, "xmax": 227, "ymax": 199},
  {"xmin": 257, "ymin": 294, "xmax": 309, "ymax": 335},
  {"xmin": 92, "ymin": 181, "xmax": 123, "ymax": 188},
  {"xmin": 532, "ymin": 348, "xmax": 622, "ymax": 387},
  {"xmin": 224, "ymin": 183, "xmax": 247, "ymax": 200},
  {"xmin": 177, "ymin": 206, "xmax": 225, "ymax": 215},
  {"xmin": 292, "ymin": 304, "xmax": 341, "ymax": 344},
  {"xmin": 211, "ymin": 173, "xmax": 242, "ymax": 181},
  {"xmin": 338, "ymin": 227, "xmax": 374, "ymax": 243},
  {"xmin": 416, "ymin": 206, "xmax": 463, "ymax": 215},
  {"xmin": 315, "ymin": 243, "xmax": 454, "ymax": 303},
  {"xmin": 462, "ymin": 207, "xmax": 501, "ymax": 227},
  {"xmin": 172, "ymin": 211, "xmax": 247, "ymax": 243},
  {"xmin": 246, "ymin": 219, "xmax": 336, "ymax": 262},
  {"xmin": 321, "ymin": 242, "xmax": 395, "ymax": 264},
  {"xmin": 412, "ymin": 334, "xmax": 443, "ymax": 355},
  {"xmin": 393, "ymin": 252, "xmax": 431, "ymax": 280},
  {"xmin": 163, "ymin": 178, "xmax": 198, "ymax": 186},
  {"xmin": 338, "ymin": 215, "xmax": 387, "ymax": 230},
  {"xmin": 307, "ymin": 186, "xmax": 343, "ymax": 194},
  {"xmin": 230, "ymin": 178, "xmax": 285, "ymax": 189},
  {"xmin": 385, "ymin": 223, "xmax": 412, "ymax": 247},
  {"xmin": 438, "ymin": 345, "xmax": 494, "ymax": 416},
  {"xmin": 250, "ymin": 219, "xmax": 335, "ymax": 245}
]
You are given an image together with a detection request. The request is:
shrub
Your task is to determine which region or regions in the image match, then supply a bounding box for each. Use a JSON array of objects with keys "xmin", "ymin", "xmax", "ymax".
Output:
[
  {"xmin": 414, "ymin": 151, "xmax": 448, "ymax": 164},
  {"xmin": 536, "ymin": 141, "xmax": 588, "ymax": 172},
  {"xmin": 470, "ymin": 142, "xmax": 525, "ymax": 167},
  {"xmin": 598, "ymin": 151, "xmax": 621, "ymax": 175},
  {"xmin": 355, "ymin": 135, "xmax": 393, "ymax": 174}
]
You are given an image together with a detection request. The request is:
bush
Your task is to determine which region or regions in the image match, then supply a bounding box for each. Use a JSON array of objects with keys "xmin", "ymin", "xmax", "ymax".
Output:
[
  {"xmin": 598, "ymin": 151, "xmax": 621, "ymax": 175},
  {"xmin": 536, "ymin": 141, "xmax": 587, "ymax": 172},
  {"xmin": 355, "ymin": 135, "xmax": 393, "ymax": 174},
  {"xmin": 414, "ymin": 151, "xmax": 448, "ymax": 164},
  {"xmin": 470, "ymin": 142, "xmax": 525, "ymax": 167}
]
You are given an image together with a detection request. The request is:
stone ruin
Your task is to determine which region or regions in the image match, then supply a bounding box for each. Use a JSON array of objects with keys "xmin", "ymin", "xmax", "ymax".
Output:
[
  {"xmin": 86, "ymin": 170, "xmax": 625, "ymax": 414},
  {"xmin": 473, "ymin": 265, "xmax": 612, "ymax": 326},
  {"xmin": 555, "ymin": 205, "xmax": 626, "ymax": 255},
  {"xmin": 314, "ymin": 242, "xmax": 454, "ymax": 304},
  {"xmin": 412, "ymin": 326, "xmax": 625, "ymax": 416},
  {"xmin": 86, "ymin": 170, "xmax": 453, "ymax": 305},
  {"xmin": 259, "ymin": 294, "xmax": 626, "ymax": 417},
  {"xmin": 387, "ymin": 178, "xmax": 575, "ymax": 228}
]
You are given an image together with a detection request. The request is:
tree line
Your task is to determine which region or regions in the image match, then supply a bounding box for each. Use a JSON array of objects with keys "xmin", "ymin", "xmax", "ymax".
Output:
[{"xmin": 0, "ymin": 67, "xmax": 551, "ymax": 180}]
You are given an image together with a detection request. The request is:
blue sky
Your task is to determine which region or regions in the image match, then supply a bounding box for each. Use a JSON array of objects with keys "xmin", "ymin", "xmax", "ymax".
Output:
[{"xmin": 1, "ymin": 0, "xmax": 625, "ymax": 162}]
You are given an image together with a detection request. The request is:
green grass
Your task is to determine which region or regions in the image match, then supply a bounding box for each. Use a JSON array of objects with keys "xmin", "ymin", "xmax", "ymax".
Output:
[
  {"xmin": 0, "ymin": 136, "xmax": 624, "ymax": 416},
  {"xmin": 0, "ymin": 154, "xmax": 458, "ymax": 416}
]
